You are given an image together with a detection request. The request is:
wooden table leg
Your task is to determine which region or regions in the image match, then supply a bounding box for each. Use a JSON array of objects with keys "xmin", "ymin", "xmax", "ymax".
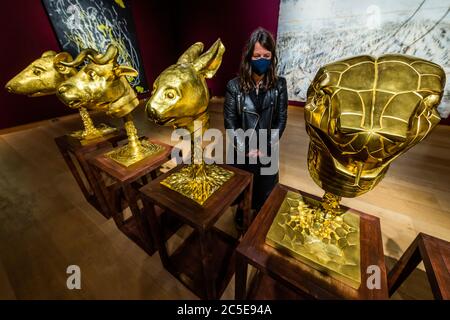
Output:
[
  {"xmin": 235, "ymin": 252, "xmax": 248, "ymax": 300},
  {"xmin": 199, "ymin": 230, "xmax": 216, "ymax": 299},
  {"xmin": 91, "ymin": 168, "xmax": 122, "ymax": 226},
  {"xmin": 242, "ymin": 178, "xmax": 253, "ymax": 233},
  {"xmin": 143, "ymin": 199, "xmax": 171, "ymax": 268},
  {"xmin": 388, "ymin": 235, "xmax": 422, "ymax": 296},
  {"xmin": 57, "ymin": 145, "xmax": 91, "ymax": 200},
  {"xmin": 75, "ymin": 150, "xmax": 110, "ymax": 217},
  {"xmin": 122, "ymin": 183, "xmax": 154, "ymax": 251}
]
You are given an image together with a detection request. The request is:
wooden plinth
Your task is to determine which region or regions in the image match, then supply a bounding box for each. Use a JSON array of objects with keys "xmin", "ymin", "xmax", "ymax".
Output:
[
  {"xmin": 89, "ymin": 138, "xmax": 174, "ymax": 255},
  {"xmin": 388, "ymin": 232, "xmax": 450, "ymax": 300},
  {"xmin": 140, "ymin": 164, "xmax": 253, "ymax": 299},
  {"xmin": 54, "ymin": 130, "xmax": 127, "ymax": 219},
  {"xmin": 235, "ymin": 183, "xmax": 389, "ymax": 300}
]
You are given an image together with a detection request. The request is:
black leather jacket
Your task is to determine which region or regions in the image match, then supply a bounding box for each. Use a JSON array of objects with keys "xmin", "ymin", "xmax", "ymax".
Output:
[{"xmin": 224, "ymin": 76, "xmax": 288, "ymax": 152}]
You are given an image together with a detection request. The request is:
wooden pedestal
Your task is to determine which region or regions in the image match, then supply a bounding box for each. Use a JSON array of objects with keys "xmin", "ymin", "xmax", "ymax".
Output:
[
  {"xmin": 388, "ymin": 233, "xmax": 450, "ymax": 300},
  {"xmin": 88, "ymin": 138, "xmax": 173, "ymax": 255},
  {"xmin": 235, "ymin": 183, "xmax": 389, "ymax": 300},
  {"xmin": 140, "ymin": 164, "xmax": 253, "ymax": 300},
  {"xmin": 54, "ymin": 131, "xmax": 127, "ymax": 219}
]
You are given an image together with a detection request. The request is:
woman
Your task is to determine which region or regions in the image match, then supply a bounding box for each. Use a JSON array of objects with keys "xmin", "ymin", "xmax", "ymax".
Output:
[{"xmin": 224, "ymin": 27, "xmax": 288, "ymax": 224}]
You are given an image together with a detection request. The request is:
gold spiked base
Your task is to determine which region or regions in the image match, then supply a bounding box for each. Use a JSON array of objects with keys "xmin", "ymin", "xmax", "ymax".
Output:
[
  {"xmin": 161, "ymin": 164, "xmax": 234, "ymax": 205},
  {"xmin": 105, "ymin": 139, "xmax": 164, "ymax": 167},
  {"xmin": 266, "ymin": 191, "xmax": 361, "ymax": 288},
  {"xmin": 70, "ymin": 123, "xmax": 118, "ymax": 144}
]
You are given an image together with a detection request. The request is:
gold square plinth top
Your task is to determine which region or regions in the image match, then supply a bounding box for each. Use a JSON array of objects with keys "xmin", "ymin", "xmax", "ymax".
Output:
[
  {"xmin": 160, "ymin": 164, "xmax": 234, "ymax": 205},
  {"xmin": 266, "ymin": 190, "xmax": 361, "ymax": 289}
]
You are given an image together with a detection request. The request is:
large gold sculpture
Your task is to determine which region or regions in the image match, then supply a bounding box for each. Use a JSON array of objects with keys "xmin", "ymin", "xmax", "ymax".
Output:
[
  {"xmin": 56, "ymin": 45, "xmax": 163, "ymax": 166},
  {"xmin": 267, "ymin": 54, "xmax": 446, "ymax": 287},
  {"xmin": 5, "ymin": 50, "xmax": 116, "ymax": 141},
  {"xmin": 146, "ymin": 39, "xmax": 233, "ymax": 205}
]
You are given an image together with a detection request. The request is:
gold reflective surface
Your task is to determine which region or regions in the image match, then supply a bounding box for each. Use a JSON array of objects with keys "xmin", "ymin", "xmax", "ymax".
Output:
[
  {"xmin": 5, "ymin": 50, "xmax": 116, "ymax": 142},
  {"xmin": 57, "ymin": 45, "xmax": 163, "ymax": 166},
  {"xmin": 105, "ymin": 115, "xmax": 163, "ymax": 167},
  {"xmin": 69, "ymin": 107, "xmax": 117, "ymax": 142},
  {"xmin": 267, "ymin": 54, "xmax": 446, "ymax": 288},
  {"xmin": 305, "ymin": 54, "xmax": 445, "ymax": 198},
  {"xmin": 146, "ymin": 39, "xmax": 233, "ymax": 205},
  {"xmin": 266, "ymin": 191, "xmax": 361, "ymax": 288}
]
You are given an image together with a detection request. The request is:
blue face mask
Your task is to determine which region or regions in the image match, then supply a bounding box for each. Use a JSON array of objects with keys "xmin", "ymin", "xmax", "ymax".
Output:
[{"xmin": 251, "ymin": 58, "xmax": 271, "ymax": 76}]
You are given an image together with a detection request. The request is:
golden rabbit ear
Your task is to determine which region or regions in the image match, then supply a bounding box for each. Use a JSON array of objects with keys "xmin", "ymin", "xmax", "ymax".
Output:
[
  {"xmin": 177, "ymin": 42, "xmax": 204, "ymax": 64},
  {"xmin": 192, "ymin": 38, "xmax": 225, "ymax": 79}
]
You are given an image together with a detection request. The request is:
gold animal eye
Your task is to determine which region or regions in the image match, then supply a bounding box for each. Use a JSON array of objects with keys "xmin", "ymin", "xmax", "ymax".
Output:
[
  {"xmin": 88, "ymin": 70, "xmax": 97, "ymax": 79},
  {"xmin": 165, "ymin": 90, "xmax": 176, "ymax": 99},
  {"xmin": 33, "ymin": 68, "xmax": 42, "ymax": 76}
]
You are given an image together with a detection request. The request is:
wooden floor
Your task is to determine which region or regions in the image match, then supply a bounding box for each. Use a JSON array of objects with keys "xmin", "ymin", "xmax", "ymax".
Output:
[{"xmin": 0, "ymin": 100, "xmax": 449, "ymax": 300}]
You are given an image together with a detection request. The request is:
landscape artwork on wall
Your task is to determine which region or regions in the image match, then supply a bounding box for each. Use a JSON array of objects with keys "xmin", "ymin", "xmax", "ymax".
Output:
[
  {"xmin": 42, "ymin": 0, "xmax": 148, "ymax": 93},
  {"xmin": 277, "ymin": 0, "xmax": 450, "ymax": 118}
]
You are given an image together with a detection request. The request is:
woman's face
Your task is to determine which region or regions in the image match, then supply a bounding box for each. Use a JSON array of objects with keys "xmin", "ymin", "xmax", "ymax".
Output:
[{"xmin": 252, "ymin": 41, "xmax": 272, "ymax": 60}]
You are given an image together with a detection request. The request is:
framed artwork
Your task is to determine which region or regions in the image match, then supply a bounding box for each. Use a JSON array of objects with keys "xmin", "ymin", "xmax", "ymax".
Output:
[
  {"xmin": 42, "ymin": 0, "xmax": 148, "ymax": 93},
  {"xmin": 277, "ymin": 0, "xmax": 450, "ymax": 118}
]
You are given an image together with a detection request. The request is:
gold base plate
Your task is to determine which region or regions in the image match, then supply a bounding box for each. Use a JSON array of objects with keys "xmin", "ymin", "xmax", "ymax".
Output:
[
  {"xmin": 266, "ymin": 191, "xmax": 361, "ymax": 288},
  {"xmin": 70, "ymin": 123, "xmax": 118, "ymax": 145},
  {"xmin": 105, "ymin": 139, "xmax": 164, "ymax": 167},
  {"xmin": 161, "ymin": 164, "xmax": 234, "ymax": 205}
]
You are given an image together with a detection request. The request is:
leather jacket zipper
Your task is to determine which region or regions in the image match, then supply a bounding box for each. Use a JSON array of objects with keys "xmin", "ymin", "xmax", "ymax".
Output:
[
  {"xmin": 242, "ymin": 95, "xmax": 260, "ymax": 146},
  {"xmin": 269, "ymin": 88, "xmax": 278, "ymax": 141}
]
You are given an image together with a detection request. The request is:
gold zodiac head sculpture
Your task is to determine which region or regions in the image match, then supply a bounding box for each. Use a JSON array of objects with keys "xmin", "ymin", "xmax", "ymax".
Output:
[
  {"xmin": 5, "ymin": 51, "xmax": 75, "ymax": 96},
  {"xmin": 146, "ymin": 39, "xmax": 225, "ymax": 132},
  {"xmin": 56, "ymin": 45, "xmax": 139, "ymax": 118},
  {"xmin": 305, "ymin": 54, "xmax": 446, "ymax": 198}
]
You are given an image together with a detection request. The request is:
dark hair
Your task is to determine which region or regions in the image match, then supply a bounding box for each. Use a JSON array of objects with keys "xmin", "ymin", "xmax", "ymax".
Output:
[{"xmin": 239, "ymin": 27, "xmax": 278, "ymax": 92}]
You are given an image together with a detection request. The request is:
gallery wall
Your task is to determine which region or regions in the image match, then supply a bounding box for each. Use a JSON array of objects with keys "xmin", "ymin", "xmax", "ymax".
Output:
[
  {"xmin": 1, "ymin": 0, "xmax": 448, "ymax": 129},
  {"xmin": 0, "ymin": 0, "xmax": 177, "ymax": 130},
  {"xmin": 173, "ymin": 0, "xmax": 281, "ymax": 97}
]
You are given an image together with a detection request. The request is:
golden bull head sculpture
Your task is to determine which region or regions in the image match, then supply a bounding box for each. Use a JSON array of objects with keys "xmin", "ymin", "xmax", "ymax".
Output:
[
  {"xmin": 267, "ymin": 54, "xmax": 446, "ymax": 288},
  {"xmin": 5, "ymin": 50, "xmax": 116, "ymax": 141},
  {"xmin": 57, "ymin": 44, "xmax": 163, "ymax": 166},
  {"xmin": 146, "ymin": 39, "xmax": 234, "ymax": 205}
]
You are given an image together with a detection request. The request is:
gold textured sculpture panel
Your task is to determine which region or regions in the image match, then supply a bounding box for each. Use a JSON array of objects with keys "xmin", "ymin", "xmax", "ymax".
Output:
[
  {"xmin": 266, "ymin": 191, "xmax": 360, "ymax": 288},
  {"xmin": 4, "ymin": 50, "xmax": 116, "ymax": 142},
  {"xmin": 146, "ymin": 39, "xmax": 233, "ymax": 205},
  {"xmin": 57, "ymin": 45, "xmax": 163, "ymax": 166},
  {"xmin": 267, "ymin": 54, "xmax": 446, "ymax": 287}
]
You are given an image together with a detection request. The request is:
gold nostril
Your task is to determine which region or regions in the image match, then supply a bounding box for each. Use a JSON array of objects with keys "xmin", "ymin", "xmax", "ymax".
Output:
[
  {"xmin": 58, "ymin": 85, "xmax": 67, "ymax": 94},
  {"xmin": 6, "ymin": 86, "xmax": 13, "ymax": 93}
]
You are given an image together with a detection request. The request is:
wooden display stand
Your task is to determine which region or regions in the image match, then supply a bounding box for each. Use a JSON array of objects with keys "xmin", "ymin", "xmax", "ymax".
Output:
[
  {"xmin": 388, "ymin": 233, "xmax": 450, "ymax": 300},
  {"xmin": 89, "ymin": 139, "xmax": 173, "ymax": 255},
  {"xmin": 140, "ymin": 164, "xmax": 253, "ymax": 300},
  {"xmin": 54, "ymin": 131, "xmax": 127, "ymax": 219},
  {"xmin": 235, "ymin": 184, "xmax": 389, "ymax": 300}
]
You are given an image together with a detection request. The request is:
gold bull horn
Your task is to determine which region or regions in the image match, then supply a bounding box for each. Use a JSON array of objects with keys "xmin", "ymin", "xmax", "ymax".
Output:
[
  {"xmin": 60, "ymin": 48, "xmax": 99, "ymax": 67},
  {"xmin": 90, "ymin": 45, "xmax": 119, "ymax": 65}
]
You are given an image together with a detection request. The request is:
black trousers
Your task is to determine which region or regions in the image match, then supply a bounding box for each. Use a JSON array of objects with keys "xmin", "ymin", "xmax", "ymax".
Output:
[{"xmin": 232, "ymin": 161, "xmax": 279, "ymax": 213}]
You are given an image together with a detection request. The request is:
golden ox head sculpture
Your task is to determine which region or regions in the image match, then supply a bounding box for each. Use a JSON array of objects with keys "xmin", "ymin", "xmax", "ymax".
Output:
[
  {"xmin": 5, "ymin": 50, "xmax": 75, "ymax": 97},
  {"xmin": 57, "ymin": 44, "xmax": 163, "ymax": 166},
  {"xmin": 57, "ymin": 45, "xmax": 139, "ymax": 118}
]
